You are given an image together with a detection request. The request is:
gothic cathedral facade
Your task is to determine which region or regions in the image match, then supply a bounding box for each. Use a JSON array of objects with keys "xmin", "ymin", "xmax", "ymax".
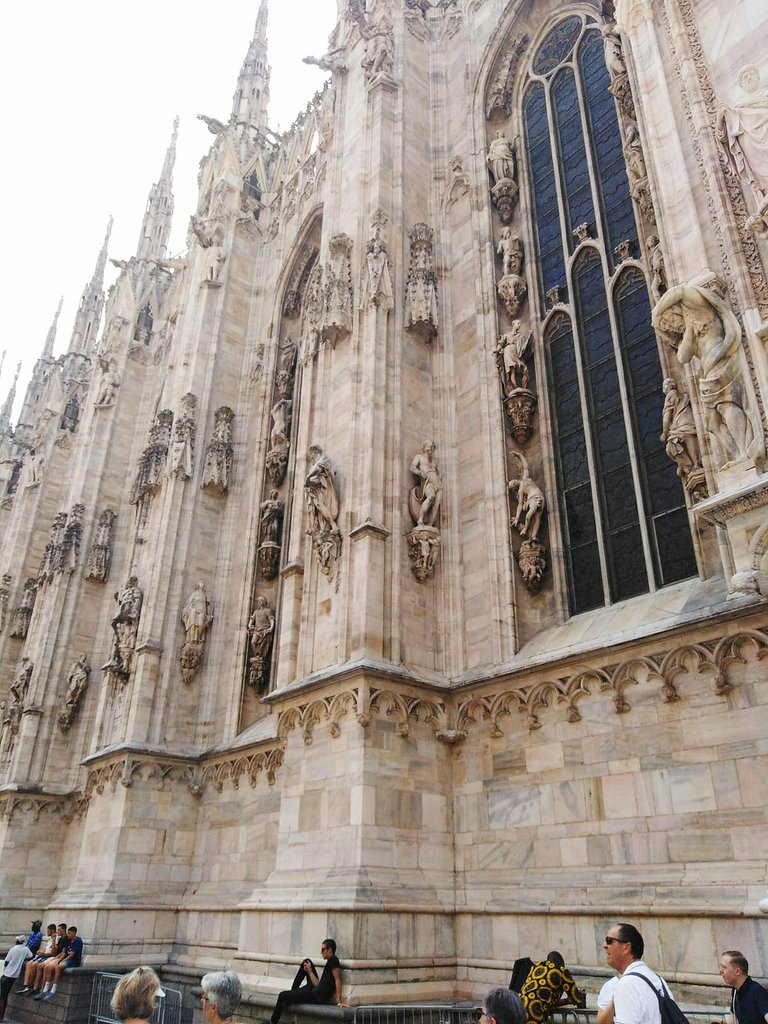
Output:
[{"xmin": 0, "ymin": 0, "xmax": 766, "ymax": 1003}]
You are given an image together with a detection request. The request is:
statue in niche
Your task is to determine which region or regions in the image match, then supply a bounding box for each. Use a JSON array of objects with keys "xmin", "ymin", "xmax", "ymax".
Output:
[
  {"xmin": 497, "ymin": 229, "xmax": 523, "ymax": 278},
  {"xmin": 602, "ymin": 22, "xmax": 635, "ymax": 120},
  {"xmin": 653, "ymin": 281, "xmax": 761, "ymax": 470},
  {"xmin": 58, "ymin": 654, "xmax": 91, "ymax": 733},
  {"xmin": 717, "ymin": 65, "xmax": 768, "ymax": 232},
  {"xmin": 267, "ymin": 395, "xmax": 292, "ymax": 486},
  {"xmin": 24, "ymin": 448, "xmax": 46, "ymax": 489},
  {"xmin": 623, "ymin": 122, "xmax": 647, "ymax": 183},
  {"xmin": 0, "ymin": 574, "xmax": 11, "ymax": 634},
  {"xmin": 258, "ymin": 490, "xmax": 285, "ymax": 580},
  {"xmin": 486, "ymin": 130, "xmax": 516, "ymax": 185},
  {"xmin": 94, "ymin": 358, "xmax": 121, "ymax": 407},
  {"xmin": 168, "ymin": 394, "xmax": 196, "ymax": 480},
  {"xmin": 61, "ymin": 391, "xmax": 80, "ymax": 433},
  {"xmin": 191, "ymin": 213, "xmax": 227, "ymax": 285},
  {"xmin": 361, "ymin": 216, "xmax": 394, "ymax": 312},
  {"xmin": 202, "ymin": 406, "xmax": 234, "ymax": 494},
  {"xmin": 495, "ymin": 323, "xmax": 537, "ymax": 445},
  {"xmin": 304, "ymin": 446, "xmax": 342, "ymax": 578},
  {"xmin": 646, "ymin": 235, "xmax": 668, "ymax": 303},
  {"xmin": 3, "ymin": 657, "xmax": 33, "ymax": 741},
  {"xmin": 354, "ymin": 11, "xmax": 395, "ymax": 85},
  {"xmin": 322, "ymin": 234, "xmax": 354, "ymax": 347},
  {"xmin": 280, "ymin": 337, "xmax": 298, "ymax": 376},
  {"xmin": 132, "ymin": 410, "xmax": 173, "ymax": 504},
  {"xmin": 301, "ymin": 264, "xmax": 324, "ymax": 365},
  {"xmin": 86, "ymin": 508, "xmax": 116, "ymax": 582},
  {"xmin": 660, "ymin": 378, "xmax": 707, "ymax": 502},
  {"xmin": 107, "ymin": 575, "xmax": 143, "ymax": 678},
  {"xmin": 247, "ymin": 595, "xmax": 276, "ymax": 690},
  {"xmin": 180, "ymin": 581, "xmax": 214, "ymax": 684},
  {"xmin": 407, "ymin": 441, "xmax": 442, "ymax": 581},
  {"xmin": 62, "ymin": 504, "xmax": 85, "ymax": 574},
  {"xmin": 508, "ymin": 452, "xmax": 547, "ymax": 593},
  {"xmin": 39, "ymin": 512, "xmax": 68, "ymax": 584},
  {"xmin": 9, "ymin": 578, "xmax": 37, "ymax": 639},
  {"xmin": 404, "ymin": 224, "xmax": 439, "ymax": 340}
]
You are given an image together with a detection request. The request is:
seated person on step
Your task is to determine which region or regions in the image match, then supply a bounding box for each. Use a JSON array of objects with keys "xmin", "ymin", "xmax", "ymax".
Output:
[{"xmin": 266, "ymin": 938, "xmax": 343, "ymax": 1024}]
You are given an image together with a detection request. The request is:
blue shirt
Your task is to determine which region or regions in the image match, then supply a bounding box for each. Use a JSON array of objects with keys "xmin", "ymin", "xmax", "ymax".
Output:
[
  {"xmin": 64, "ymin": 936, "xmax": 83, "ymax": 968},
  {"xmin": 26, "ymin": 930, "xmax": 43, "ymax": 955}
]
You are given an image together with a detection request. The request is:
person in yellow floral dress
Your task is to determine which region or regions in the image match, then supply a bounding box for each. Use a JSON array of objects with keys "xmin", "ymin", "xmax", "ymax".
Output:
[{"xmin": 519, "ymin": 951, "xmax": 586, "ymax": 1024}]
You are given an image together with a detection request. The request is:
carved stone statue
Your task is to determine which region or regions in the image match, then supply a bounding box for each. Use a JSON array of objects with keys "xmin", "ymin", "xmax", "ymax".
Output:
[
  {"xmin": 202, "ymin": 406, "xmax": 234, "ymax": 494},
  {"xmin": 108, "ymin": 575, "xmax": 143, "ymax": 677},
  {"xmin": 361, "ymin": 229, "xmax": 394, "ymax": 311},
  {"xmin": 497, "ymin": 229, "xmax": 523, "ymax": 278},
  {"xmin": 58, "ymin": 654, "xmax": 91, "ymax": 733},
  {"xmin": 407, "ymin": 441, "xmax": 442, "ymax": 581},
  {"xmin": 602, "ymin": 25, "xmax": 626, "ymax": 79},
  {"xmin": 409, "ymin": 441, "xmax": 443, "ymax": 528},
  {"xmin": 404, "ymin": 224, "xmax": 439, "ymax": 340},
  {"xmin": 660, "ymin": 378, "xmax": 708, "ymax": 503},
  {"xmin": 247, "ymin": 595, "xmax": 276, "ymax": 690},
  {"xmin": 623, "ymin": 121, "xmax": 647, "ymax": 183},
  {"xmin": 10, "ymin": 657, "xmax": 33, "ymax": 707},
  {"xmin": 495, "ymin": 322, "xmax": 537, "ymax": 444},
  {"xmin": 132, "ymin": 410, "xmax": 173, "ymax": 504},
  {"xmin": 180, "ymin": 581, "xmax": 214, "ymax": 684},
  {"xmin": 94, "ymin": 358, "xmax": 121, "ymax": 407},
  {"xmin": 717, "ymin": 65, "xmax": 768, "ymax": 231},
  {"xmin": 0, "ymin": 573, "xmax": 11, "ymax": 634},
  {"xmin": 3, "ymin": 657, "xmax": 33, "ymax": 742},
  {"xmin": 646, "ymin": 235, "xmax": 668, "ymax": 302},
  {"xmin": 62, "ymin": 503, "xmax": 85, "ymax": 574},
  {"xmin": 9, "ymin": 578, "xmax": 37, "ymax": 639},
  {"xmin": 508, "ymin": 453, "xmax": 547, "ymax": 593},
  {"xmin": 304, "ymin": 446, "xmax": 342, "ymax": 578},
  {"xmin": 38, "ymin": 512, "xmax": 68, "ymax": 584},
  {"xmin": 168, "ymin": 394, "xmax": 196, "ymax": 480},
  {"xmin": 260, "ymin": 489, "xmax": 285, "ymax": 545},
  {"xmin": 355, "ymin": 13, "xmax": 395, "ymax": 84},
  {"xmin": 486, "ymin": 130, "xmax": 516, "ymax": 185},
  {"xmin": 653, "ymin": 282, "xmax": 761, "ymax": 469},
  {"xmin": 25, "ymin": 448, "xmax": 46, "ymax": 489},
  {"xmin": 86, "ymin": 508, "xmax": 116, "ymax": 582},
  {"xmin": 191, "ymin": 214, "xmax": 228, "ymax": 284},
  {"xmin": 322, "ymin": 234, "xmax": 354, "ymax": 347}
]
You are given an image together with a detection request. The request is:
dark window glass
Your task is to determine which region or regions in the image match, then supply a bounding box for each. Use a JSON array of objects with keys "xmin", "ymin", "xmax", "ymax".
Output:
[
  {"xmin": 533, "ymin": 16, "xmax": 583, "ymax": 74},
  {"xmin": 552, "ymin": 69, "xmax": 596, "ymax": 246},
  {"xmin": 524, "ymin": 85, "xmax": 567, "ymax": 301}
]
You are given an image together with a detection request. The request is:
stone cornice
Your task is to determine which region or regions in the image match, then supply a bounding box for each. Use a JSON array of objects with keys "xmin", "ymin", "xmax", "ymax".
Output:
[{"xmin": 693, "ymin": 478, "xmax": 768, "ymax": 527}]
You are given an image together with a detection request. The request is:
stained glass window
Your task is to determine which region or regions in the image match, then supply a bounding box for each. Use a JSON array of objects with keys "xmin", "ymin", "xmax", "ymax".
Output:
[{"xmin": 524, "ymin": 16, "xmax": 697, "ymax": 613}]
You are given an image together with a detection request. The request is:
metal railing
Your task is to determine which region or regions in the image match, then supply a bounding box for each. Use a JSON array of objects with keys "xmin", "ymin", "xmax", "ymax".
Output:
[
  {"xmin": 89, "ymin": 972, "xmax": 182, "ymax": 1024},
  {"xmin": 352, "ymin": 1005, "xmax": 723, "ymax": 1024}
]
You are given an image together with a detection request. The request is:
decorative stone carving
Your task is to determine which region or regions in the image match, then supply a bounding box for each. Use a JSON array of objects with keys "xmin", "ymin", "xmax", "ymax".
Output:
[
  {"xmin": 508, "ymin": 452, "xmax": 547, "ymax": 593},
  {"xmin": 24, "ymin": 448, "xmax": 46, "ymax": 489},
  {"xmin": 497, "ymin": 272, "xmax": 528, "ymax": 319},
  {"xmin": 131, "ymin": 410, "xmax": 173, "ymax": 504},
  {"xmin": 304, "ymin": 446, "xmax": 342, "ymax": 579},
  {"xmin": 623, "ymin": 122, "xmax": 655, "ymax": 224},
  {"xmin": 62, "ymin": 503, "xmax": 85, "ymax": 574},
  {"xmin": 0, "ymin": 573, "xmax": 11, "ymax": 633},
  {"xmin": 267, "ymin": 396, "xmax": 293, "ymax": 486},
  {"xmin": 496, "ymin": 229, "xmax": 522, "ymax": 278},
  {"xmin": 38, "ymin": 512, "xmax": 68, "ymax": 584},
  {"xmin": 603, "ymin": 24, "xmax": 635, "ymax": 121},
  {"xmin": 354, "ymin": 11, "xmax": 395, "ymax": 86},
  {"xmin": 321, "ymin": 234, "xmax": 353, "ymax": 347},
  {"xmin": 361, "ymin": 212, "xmax": 393, "ymax": 311},
  {"xmin": 180, "ymin": 581, "xmax": 214, "ymax": 684},
  {"xmin": 717, "ymin": 65, "xmax": 768, "ymax": 233},
  {"xmin": 94, "ymin": 358, "xmax": 121, "ymax": 407},
  {"xmin": 202, "ymin": 406, "xmax": 234, "ymax": 494},
  {"xmin": 486, "ymin": 35, "xmax": 529, "ymax": 121},
  {"xmin": 58, "ymin": 655, "xmax": 91, "ymax": 733},
  {"xmin": 407, "ymin": 441, "xmax": 442, "ymax": 581},
  {"xmin": 86, "ymin": 508, "xmax": 116, "ymax": 582},
  {"xmin": 487, "ymin": 130, "xmax": 519, "ymax": 223},
  {"xmin": 661, "ymin": 378, "xmax": 707, "ymax": 502},
  {"xmin": 190, "ymin": 213, "xmax": 227, "ymax": 285},
  {"xmin": 258, "ymin": 489, "xmax": 285, "ymax": 580},
  {"xmin": 2, "ymin": 657, "xmax": 33, "ymax": 745},
  {"xmin": 301, "ymin": 263, "xmax": 324, "ymax": 365},
  {"xmin": 61, "ymin": 390, "xmax": 80, "ymax": 433},
  {"xmin": 168, "ymin": 394, "xmax": 196, "ymax": 480},
  {"xmin": 247, "ymin": 595, "xmax": 275, "ymax": 690},
  {"xmin": 404, "ymin": 223, "xmax": 439, "ymax": 340},
  {"xmin": 106, "ymin": 575, "xmax": 143, "ymax": 679},
  {"xmin": 495, "ymin": 323, "xmax": 537, "ymax": 444},
  {"xmin": 9, "ymin": 578, "xmax": 37, "ymax": 639},
  {"xmin": 646, "ymin": 235, "xmax": 668, "ymax": 302},
  {"xmin": 653, "ymin": 281, "xmax": 762, "ymax": 470}
]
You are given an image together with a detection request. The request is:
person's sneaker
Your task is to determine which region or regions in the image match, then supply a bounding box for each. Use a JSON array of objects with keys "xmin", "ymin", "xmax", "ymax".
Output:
[
  {"xmin": 26, "ymin": 987, "xmax": 40, "ymax": 996},
  {"xmin": 16, "ymin": 986, "xmax": 31, "ymax": 993},
  {"xmin": 42, "ymin": 992, "xmax": 57, "ymax": 1002},
  {"xmin": 33, "ymin": 991, "xmax": 47, "ymax": 999}
]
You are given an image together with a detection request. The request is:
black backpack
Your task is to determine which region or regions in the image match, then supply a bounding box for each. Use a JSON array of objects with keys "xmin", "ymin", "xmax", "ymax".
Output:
[{"xmin": 633, "ymin": 971, "xmax": 691, "ymax": 1024}]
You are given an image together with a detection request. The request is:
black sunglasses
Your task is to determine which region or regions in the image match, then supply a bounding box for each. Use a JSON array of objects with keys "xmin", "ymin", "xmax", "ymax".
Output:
[{"xmin": 605, "ymin": 936, "xmax": 626, "ymax": 945}]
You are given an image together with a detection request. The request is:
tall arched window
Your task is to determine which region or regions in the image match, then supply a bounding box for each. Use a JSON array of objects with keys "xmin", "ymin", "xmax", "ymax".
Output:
[{"xmin": 523, "ymin": 15, "xmax": 697, "ymax": 614}]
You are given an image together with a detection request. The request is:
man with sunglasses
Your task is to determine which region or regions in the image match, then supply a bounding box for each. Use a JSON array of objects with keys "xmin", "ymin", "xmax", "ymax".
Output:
[
  {"xmin": 265, "ymin": 938, "xmax": 343, "ymax": 1024},
  {"xmin": 603, "ymin": 923, "xmax": 674, "ymax": 1024}
]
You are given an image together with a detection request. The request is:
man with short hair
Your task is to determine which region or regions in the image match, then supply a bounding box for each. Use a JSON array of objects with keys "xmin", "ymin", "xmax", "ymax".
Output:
[
  {"xmin": 25, "ymin": 921, "xmax": 43, "ymax": 957},
  {"xmin": 481, "ymin": 987, "xmax": 526, "ymax": 1024},
  {"xmin": 266, "ymin": 938, "xmax": 343, "ymax": 1024},
  {"xmin": 22, "ymin": 923, "xmax": 66, "ymax": 996},
  {"xmin": 35, "ymin": 926, "xmax": 82, "ymax": 1002},
  {"xmin": 16, "ymin": 924, "xmax": 57, "ymax": 993},
  {"xmin": 719, "ymin": 950, "xmax": 768, "ymax": 1024},
  {"xmin": 0, "ymin": 935, "xmax": 33, "ymax": 1020},
  {"xmin": 603, "ymin": 922, "xmax": 674, "ymax": 1024}
]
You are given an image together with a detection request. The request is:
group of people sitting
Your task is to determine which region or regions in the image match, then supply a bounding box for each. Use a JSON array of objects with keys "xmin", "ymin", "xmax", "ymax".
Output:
[{"xmin": 9, "ymin": 920, "xmax": 83, "ymax": 1004}]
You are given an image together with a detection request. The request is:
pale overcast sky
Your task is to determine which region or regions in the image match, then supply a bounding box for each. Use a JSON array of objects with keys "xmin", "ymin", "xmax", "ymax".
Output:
[{"xmin": 0, "ymin": 1, "xmax": 337, "ymax": 415}]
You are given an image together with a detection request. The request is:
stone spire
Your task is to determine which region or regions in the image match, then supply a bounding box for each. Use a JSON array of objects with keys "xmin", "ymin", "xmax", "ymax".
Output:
[
  {"xmin": 43, "ymin": 297, "xmax": 64, "ymax": 359},
  {"xmin": 231, "ymin": 2, "xmax": 270, "ymax": 134},
  {"xmin": 136, "ymin": 118, "xmax": 178, "ymax": 262},
  {"xmin": 69, "ymin": 216, "xmax": 112, "ymax": 354},
  {"xmin": 0, "ymin": 361, "xmax": 20, "ymax": 434}
]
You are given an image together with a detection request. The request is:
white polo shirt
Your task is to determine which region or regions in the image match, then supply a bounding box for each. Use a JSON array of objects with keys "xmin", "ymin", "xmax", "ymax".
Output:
[{"xmin": 613, "ymin": 960, "xmax": 673, "ymax": 1024}]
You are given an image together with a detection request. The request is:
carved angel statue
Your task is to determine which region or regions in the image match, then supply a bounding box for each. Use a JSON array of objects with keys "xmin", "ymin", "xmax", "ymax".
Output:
[
  {"xmin": 508, "ymin": 453, "xmax": 545, "ymax": 541},
  {"xmin": 653, "ymin": 282, "xmax": 759, "ymax": 469},
  {"xmin": 182, "ymin": 581, "xmax": 214, "ymax": 644},
  {"xmin": 353, "ymin": 11, "xmax": 394, "ymax": 82},
  {"xmin": 717, "ymin": 65, "xmax": 768, "ymax": 214},
  {"xmin": 409, "ymin": 441, "xmax": 443, "ymax": 528},
  {"xmin": 495, "ymin": 322, "xmax": 531, "ymax": 391},
  {"xmin": 486, "ymin": 130, "xmax": 516, "ymax": 185}
]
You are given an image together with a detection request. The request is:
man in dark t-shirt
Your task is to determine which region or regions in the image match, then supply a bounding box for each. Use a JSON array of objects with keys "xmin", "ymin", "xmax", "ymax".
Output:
[
  {"xmin": 720, "ymin": 951, "xmax": 768, "ymax": 1024},
  {"xmin": 267, "ymin": 938, "xmax": 343, "ymax": 1024}
]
